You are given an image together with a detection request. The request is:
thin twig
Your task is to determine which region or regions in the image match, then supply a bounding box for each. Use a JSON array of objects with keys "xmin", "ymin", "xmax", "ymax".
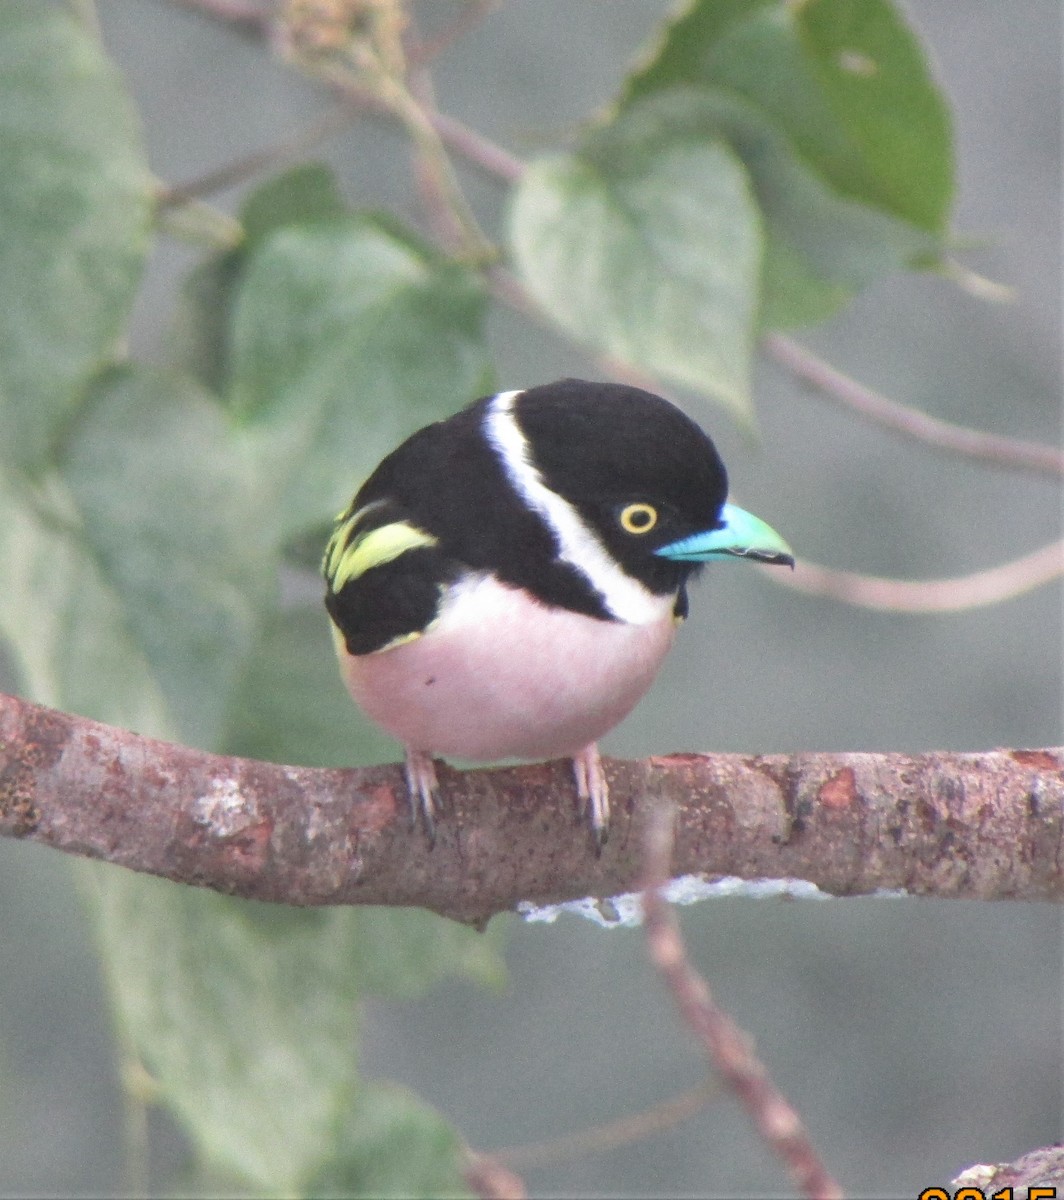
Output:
[
  {"xmin": 641, "ymin": 804, "xmax": 844, "ymax": 1200},
  {"xmin": 428, "ymin": 107, "xmax": 525, "ymax": 184},
  {"xmin": 170, "ymin": 0, "xmax": 526, "ymax": 188},
  {"xmin": 490, "ymin": 1080, "xmax": 718, "ymax": 1171},
  {"xmin": 291, "ymin": 64, "xmax": 525, "ymax": 186},
  {"xmin": 765, "ymin": 332, "xmax": 1064, "ymax": 478},
  {"xmin": 405, "ymin": 14, "xmax": 484, "ymax": 254},
  {"xmin": 938, "ymin": 257, "xmax": 1016, "ymax": 304},
  {"xmin": 774, "ymin": 538, "xmax": 1064, "ymax": 613}
]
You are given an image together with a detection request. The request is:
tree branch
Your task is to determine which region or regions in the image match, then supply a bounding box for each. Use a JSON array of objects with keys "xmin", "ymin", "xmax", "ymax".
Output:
[
  {"xmin": 0, "ymin": 692, "xmax": 1060, "ymax": 924},
  {"xmin": 952, "ymin": 1145, "xmax": 1064, "ymax": 1192}
]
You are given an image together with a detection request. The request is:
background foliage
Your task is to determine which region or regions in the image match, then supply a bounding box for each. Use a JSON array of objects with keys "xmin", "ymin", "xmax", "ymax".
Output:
[{"xmin": 0, "ymin": 1, "xmax": 1058, "ymax": 1196}]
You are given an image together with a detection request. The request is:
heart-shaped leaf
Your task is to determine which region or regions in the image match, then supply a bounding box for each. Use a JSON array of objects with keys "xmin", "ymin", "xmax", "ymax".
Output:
[
  {"xmin": 0, "ymin": 2, "xmax": 150, "ymax": 471},
  {"xmin": 510, "ymin": 131, "xmax": 762, "ymax": 421},
  {"xmin": 229, "ymin": 218, "xmax": 492, "ymax": 537},
  {"xmin": 0, "ymin": 367, "xmax": 270, "ymax": 746}
]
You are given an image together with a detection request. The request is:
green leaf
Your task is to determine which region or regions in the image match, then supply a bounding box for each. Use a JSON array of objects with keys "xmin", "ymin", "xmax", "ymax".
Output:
[
  {"xmin": 618, "ymin": 0, "xmax": 954, "ymax": 326},
  {"xmin": 0, "ymin": 1, "xmax": 150, "ymax": 470},
  {"xmin": 309, "ymin": 1082, "xmax": 470, "ymax": 1199},
  {"xmin": 229, "ymin": 218, "xmax": 492, "ymax": 536},
  {"xmin": 61, "ymin": 367, "xmax": 272, "ymax": 746},
  {"xmin": 616, "ymin": 88, "xmax": 935, "ymax": 330},
  {"xmin": 240, "ymin": 162, "xmax": 348, "ymax": 246},
  {"xmin": 796, "ymin": 0, "xmax": 954, "ymax": 233},
  {"xmin": 0, "ymin": 366, "xmax": 271, "ymax": 746},
  {"xmin": 624, "ymin": 1, "xmax": 877, "ymax": 197},
  {"xmin": 87, "ymin": 870, "xmax": 363, "ymax": 1197},
  {"xmin": 510, "ymin": 127, "xmax": 762, "ymax": 420},
  {"xmin": 167, "ymin": 165, "xmax": 349, "ymax": 395},
  {"xmin": 165, "ymin": 248, "xmax": 245, "ymax": 395},
  {"xmin": 86, "ymin": 865, "xmax": 502, "ymax": 1194},
  {"xmin": 622, "ymin": 0, "xmax": 778, "ymax": 106},
  {"xmin": 0, "ymin": 470, "xmax": 174, "ymax": 737},
  {"xmin": 623, "ymin": 0, "xmax": 953, "ymax": 228}
]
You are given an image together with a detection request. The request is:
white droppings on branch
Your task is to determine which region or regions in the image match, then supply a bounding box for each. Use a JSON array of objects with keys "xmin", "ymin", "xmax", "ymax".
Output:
[{"xmin": 517, "ymin": 873, "xmax": 838, "ymax": 926}]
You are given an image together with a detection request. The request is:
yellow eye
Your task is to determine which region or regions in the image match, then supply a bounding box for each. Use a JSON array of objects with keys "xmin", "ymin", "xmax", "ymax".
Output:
[{"xmin": 619, "ymin": 503, "xmax": 658, "ymax": 535}]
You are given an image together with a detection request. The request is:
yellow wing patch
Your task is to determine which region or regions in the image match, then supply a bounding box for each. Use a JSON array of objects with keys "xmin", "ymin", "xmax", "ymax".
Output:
[
  {"xmin": 324, "ymin": 516, "xmax": 438, "ymax": 592},
  {"xmin": 323, "ymin": 499, "xmax": 384, "ymax": 580}
]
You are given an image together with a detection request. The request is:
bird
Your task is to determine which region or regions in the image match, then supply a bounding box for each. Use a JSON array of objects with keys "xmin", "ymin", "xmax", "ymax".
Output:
[{"xmin": 323, "ymin": 378, "xmax": 794, "ymax": 849}]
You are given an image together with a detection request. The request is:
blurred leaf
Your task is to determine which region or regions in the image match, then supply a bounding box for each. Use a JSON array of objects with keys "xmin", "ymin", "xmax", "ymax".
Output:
[
  {"xmin": 0, "ymin": 1, "xmax": 150, "ymax": 470},
  {"xmin": 618, "ymin": 0, "xmax": 954, "ymax": 328},
  {"xmin": 796, "ymin": 0, "xmax": 954, "ymax": 233},
  {"xmin": 0, "ymin": 366, "xmax": 271, "ymax": 746},
  {"xmin": 510, "ymin": 131, "xmax": 761, "ymax": 421},
  {"xmin": 309, "ymin": 1081, "xmax": 470, "ymax": 1199},
  {"xmin": 623, "ymin": 0, "xmax": 774, "ymax": 89},
  {"xmin": 223, "ymin": 601, "xmax": 395, "ymax": 768},
  {"xmin": 167, "ymin": 165, "xmax": 348, "ymax": 396},
  {"xmin": 229, "ymin": 218, "xmax": 491, "ymax": 535},
  {"xmin": 88, "ymin": 871, "xmax": 362, "ymax": 1197},
  {"xmin": 60, "ymin": 367, "xmax": 272, "ymax": 747},
  {"xmin": 240, "ymin": 162, "xmax": 348, "ymax": 245},
  {"xmin": 0, "ymin": 469, "xmax": 174, "ymax": 736},
  {"xmin": 623, "ymin": 0, "xmax": 875, "ymax": 194},
  {"xmin": 166, "ymin": 248, "xmax": 245, "ymax": 395},
  {"xmin": 87, "ymin": 868, "xmax": 502, "ymax": 1194},
  {"xmin": 615, "ymin": 89, "xmax": 935, "ymax": 330},
  {"xmin": 623, "ymin": 0, "xmax": 952, "ymax": 228}
]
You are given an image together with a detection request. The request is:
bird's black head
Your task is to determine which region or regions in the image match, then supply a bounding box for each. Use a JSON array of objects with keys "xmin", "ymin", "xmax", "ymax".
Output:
[{"xmin": 512, "ymin": 379, "xmax": 730, "ymax": 594}]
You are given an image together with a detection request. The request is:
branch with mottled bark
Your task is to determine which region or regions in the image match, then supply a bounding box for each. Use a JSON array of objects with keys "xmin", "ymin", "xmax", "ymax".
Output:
[
  {"xmin": 952, "ymin": 1145, "xmax": 1064, "ymax": 1192},
  {"xmin": 0, "ymin": 691, "xmax": 1060, "ymax": 925}
]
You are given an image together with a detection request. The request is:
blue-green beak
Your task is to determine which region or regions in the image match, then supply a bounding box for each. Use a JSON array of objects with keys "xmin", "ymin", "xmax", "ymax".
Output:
[{"xmin": 654, "ymin": 503, "xmax": 795, "ymax": 566}]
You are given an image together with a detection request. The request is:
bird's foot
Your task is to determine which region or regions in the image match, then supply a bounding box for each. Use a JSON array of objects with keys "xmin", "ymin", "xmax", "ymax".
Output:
[
  {"xmin": 572, "ymin": 742, "xmax": 609, "ymax": 853},
  {"xmin": 404, "ymin": 747, "xmax": 440, "ymax": 845}
]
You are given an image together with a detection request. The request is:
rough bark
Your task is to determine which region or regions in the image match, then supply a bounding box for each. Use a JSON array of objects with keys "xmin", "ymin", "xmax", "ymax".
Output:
[
  {"xmin": 952, "ymin": 1145, "xmax": 1064, "ymax": 1193},
  {"xmin": 1, "ymin": 692, "xmax": 1060, "ymax": 925}
]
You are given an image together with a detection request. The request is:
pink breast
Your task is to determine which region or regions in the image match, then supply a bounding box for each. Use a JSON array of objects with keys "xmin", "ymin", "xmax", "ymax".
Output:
[{"xmin": 338, "ymin": 575, "xmax": 676, "ymax": 762}]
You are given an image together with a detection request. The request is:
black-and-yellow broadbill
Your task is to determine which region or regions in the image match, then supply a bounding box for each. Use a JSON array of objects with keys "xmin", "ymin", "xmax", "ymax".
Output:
[{"xmin": 324, "ymin": 379, "xmax": 794, "ymax": 848}]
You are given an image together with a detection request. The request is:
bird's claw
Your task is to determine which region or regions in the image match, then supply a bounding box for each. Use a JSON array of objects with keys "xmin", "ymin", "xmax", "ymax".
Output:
[
  {"xmin": 404, "ymin": 747, "xmax": 440, "ymax": 846},
  {"xmin": 572, "ymin": 743, "xmax": 609, "ymax": 854}
]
